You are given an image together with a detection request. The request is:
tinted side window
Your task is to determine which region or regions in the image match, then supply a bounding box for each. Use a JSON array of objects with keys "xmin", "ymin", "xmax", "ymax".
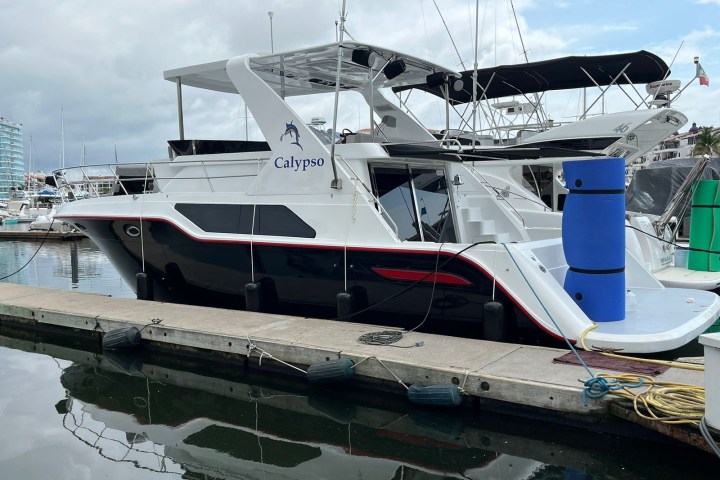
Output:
[
  {"xmin": 255, "ymin": 205, "xmax": 316, "ymax": 238},
  {"xmin": 175, "ymin": 203, "xmax": 248, "ymax": 234},
  {"xmin": 175, "ymin": 204, "xmax": 316, "ymax": 238}
]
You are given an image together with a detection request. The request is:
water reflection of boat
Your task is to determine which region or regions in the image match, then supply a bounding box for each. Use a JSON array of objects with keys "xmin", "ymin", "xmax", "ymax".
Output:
[
  {"xmin": 58, "ymin": 361, "xmax": 543, "ymax": 480},
  {"xmin": 1, "ymin": 328, "xmax": 716, "ymax": 479}
]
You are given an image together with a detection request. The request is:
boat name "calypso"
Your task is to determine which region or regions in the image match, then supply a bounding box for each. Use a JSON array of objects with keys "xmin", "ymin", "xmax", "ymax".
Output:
[{"xmin": 274, "ymin": 156, "xmax": 325, "ymax": 171}]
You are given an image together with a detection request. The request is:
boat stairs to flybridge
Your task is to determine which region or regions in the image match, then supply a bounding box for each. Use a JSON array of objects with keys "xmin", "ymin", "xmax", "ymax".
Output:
[{"xmin": 1, "ymin": 283, "xmax": 720, "ymax": 457}]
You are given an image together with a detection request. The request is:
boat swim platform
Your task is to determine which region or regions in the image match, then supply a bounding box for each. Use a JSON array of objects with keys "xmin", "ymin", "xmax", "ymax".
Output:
[{"xmin": 0, "ymin": 284, "xmax": 705, "ymax": 424}]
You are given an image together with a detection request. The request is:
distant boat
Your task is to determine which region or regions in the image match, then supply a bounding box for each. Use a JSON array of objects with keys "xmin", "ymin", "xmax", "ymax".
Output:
[
  {"xmin": 28, "ymin": 206, "xmax": 75, "ymax": 232},
  {"xmin": 0, "ymin": 201, "xmax": 18, "ymax": 225}
]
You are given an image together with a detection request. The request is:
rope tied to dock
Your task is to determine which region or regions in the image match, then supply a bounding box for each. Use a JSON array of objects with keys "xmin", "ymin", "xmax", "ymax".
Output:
[
  {"xmin": 578, "ymin": 323, "xmax": 710, "ymax": 426},
  {"xmin": 245, "ymin": 335, "xmax": 307, "ymax": 374},
  {"xmin": 352, "ymin": 355, "xmax": 409, "ymax": 390},
  {"xmin": 138, "ymin": 318, "xmax": 163, "ymax": 333},
  {"xmin": 585, "ymin": 373, "xmax": 707, "ymax": 425},
  {"xmin": 92, "ymin": 315, "xmax": 105, "ymax": 333},
  {"xmin": 582, "ymin": 375, "xmax": 644, "ymax": 406}
]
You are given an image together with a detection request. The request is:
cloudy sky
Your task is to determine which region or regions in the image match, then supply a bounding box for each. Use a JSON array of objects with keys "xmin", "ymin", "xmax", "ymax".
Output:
[{"xmin": 1, "ymin": 0, "xmax": 719, "ymax": 173}]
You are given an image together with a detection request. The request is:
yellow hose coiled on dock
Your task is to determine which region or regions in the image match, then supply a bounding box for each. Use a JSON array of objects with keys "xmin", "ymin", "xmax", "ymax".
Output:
[{"xmin": 579, "ymin": 323, "xmax": 705, "ymax": 425}]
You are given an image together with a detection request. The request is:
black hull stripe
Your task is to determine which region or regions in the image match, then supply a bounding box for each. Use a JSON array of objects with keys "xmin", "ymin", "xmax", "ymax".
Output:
[{"xmin": 60, "ymin": 214, "xmax": 571, "ymax": 343}]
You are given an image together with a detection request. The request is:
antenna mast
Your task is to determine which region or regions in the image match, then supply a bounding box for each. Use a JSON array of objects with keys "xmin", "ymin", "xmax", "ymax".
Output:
[
  {"xmin": 60, "ymin": 107, "xmax": 65, "ymax": 169},
  {"xmin": 328, "ymin": 0, "xmax": 347, "ymax": 190}
]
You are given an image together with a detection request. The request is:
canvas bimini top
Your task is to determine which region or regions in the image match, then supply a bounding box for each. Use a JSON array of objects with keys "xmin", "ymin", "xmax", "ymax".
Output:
[
  {"xmin": 163, "ymin": 42, "xmax": 461, "ymax": 97},
  {"xmin": 393, "ymin": 50, "xmax": 671, "ymax": 104}
]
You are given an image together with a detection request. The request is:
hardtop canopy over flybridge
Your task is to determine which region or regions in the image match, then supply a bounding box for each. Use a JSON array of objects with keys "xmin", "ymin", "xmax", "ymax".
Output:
[
  {"xmin": 163, "ymin": 42, "xmax": 461, "ymax": 97},
  {"xmin": 54, "ymin": 37, "xmax": 720, "ymax": 354}
]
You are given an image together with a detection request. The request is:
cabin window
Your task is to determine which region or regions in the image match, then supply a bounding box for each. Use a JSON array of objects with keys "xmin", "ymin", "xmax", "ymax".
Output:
[
  {"xmin": 370, "ymin": 164, "xmax": 456, "ymax": 243},
  {"xmin": 175, "ymin": 203, "xmax": 316, "ymax": 238}
]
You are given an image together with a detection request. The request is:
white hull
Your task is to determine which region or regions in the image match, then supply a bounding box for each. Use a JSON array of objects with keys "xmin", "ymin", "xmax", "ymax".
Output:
[{"xmin": 53, "ymin": 41, "xmax": 719, "ymax": 353}]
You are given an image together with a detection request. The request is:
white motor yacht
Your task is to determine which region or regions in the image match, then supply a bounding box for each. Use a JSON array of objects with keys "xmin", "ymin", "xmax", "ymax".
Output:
[{"xmin": 54, "ymin": 42, "xmax": 720, "ymax": 353}]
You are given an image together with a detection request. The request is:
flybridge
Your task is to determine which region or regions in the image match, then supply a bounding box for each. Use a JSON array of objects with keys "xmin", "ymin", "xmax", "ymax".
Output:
[{"xmin": 163, "ymin": 42, "xmax": 460, "ymax": 98}]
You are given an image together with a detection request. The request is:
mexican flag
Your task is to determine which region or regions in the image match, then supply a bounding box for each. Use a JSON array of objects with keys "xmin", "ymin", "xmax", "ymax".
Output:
[{"xmin": 697, "ymin": 63, "xmax": 710, "ymax": 86}]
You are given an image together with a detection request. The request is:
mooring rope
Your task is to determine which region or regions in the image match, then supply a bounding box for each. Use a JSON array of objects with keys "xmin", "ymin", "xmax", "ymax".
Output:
[
  {"xmin": 351, "ymin": 355, "xmax": 408, "ymax": 390},
  {"xmin": 245, "ymin": 335, "xmax": 307, "ymax": 374},
  {"xmin": 0, "ymin": 218, "xmax": 56, "ymax": 281}
]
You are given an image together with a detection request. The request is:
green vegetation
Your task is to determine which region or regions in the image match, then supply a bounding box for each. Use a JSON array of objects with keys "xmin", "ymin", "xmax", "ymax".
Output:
[{"xmin": 693, "ymin": 126, "xmax": 720, "ymax": 157}]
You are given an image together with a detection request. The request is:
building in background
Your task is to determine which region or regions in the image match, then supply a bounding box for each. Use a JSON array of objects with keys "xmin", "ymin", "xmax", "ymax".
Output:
[{"xmin": 0, "ymin": 117, "xmax": 24, "ymax": 200}]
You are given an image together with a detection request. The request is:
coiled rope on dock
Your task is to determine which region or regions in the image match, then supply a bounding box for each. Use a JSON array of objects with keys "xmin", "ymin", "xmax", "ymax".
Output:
[
  {"xmin": 579, "ymin": 323, "xmax": 720, "ymax": 457},
  {"xmin": 587, "ymin": 373, "xmax": 706, "ymax": 425},
  {"xmin": 578, "ymin": 323, "xmax": 708, "ymax": 423}
]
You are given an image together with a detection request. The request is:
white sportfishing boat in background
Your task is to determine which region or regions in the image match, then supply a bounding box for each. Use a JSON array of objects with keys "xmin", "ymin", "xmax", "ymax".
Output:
[{"xmin": 54, "ymin": 40, "xmax": 720, "ymax": 353}]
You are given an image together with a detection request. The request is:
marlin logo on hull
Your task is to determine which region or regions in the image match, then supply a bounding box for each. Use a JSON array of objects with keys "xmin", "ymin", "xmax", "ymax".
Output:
[{"xmin": 280, "ymin": 122, "xmax": 303, "ymax": 150}]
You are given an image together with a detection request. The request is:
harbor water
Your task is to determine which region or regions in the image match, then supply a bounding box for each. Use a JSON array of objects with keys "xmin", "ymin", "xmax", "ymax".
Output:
[{"xmin": 1, "ymin": 237, "xmax": 719, "ymax": 478}]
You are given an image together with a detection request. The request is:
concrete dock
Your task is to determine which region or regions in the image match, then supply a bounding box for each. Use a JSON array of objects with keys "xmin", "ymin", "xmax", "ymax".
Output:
[{"xmin": 0, "ymin": 283, "xmax": 706, "ymax": 423}]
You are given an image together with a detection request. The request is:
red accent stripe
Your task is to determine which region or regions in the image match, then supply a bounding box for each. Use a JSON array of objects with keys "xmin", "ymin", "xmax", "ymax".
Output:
[{"xmin": 371, "ymin": 267, "xmax": 471, "ymax": 286}]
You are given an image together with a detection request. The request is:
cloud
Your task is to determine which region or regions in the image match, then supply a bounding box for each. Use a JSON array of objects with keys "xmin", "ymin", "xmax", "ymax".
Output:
[{"xmin": 1, "ymin": 0, "xmax": 719, "ymax": 175}]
